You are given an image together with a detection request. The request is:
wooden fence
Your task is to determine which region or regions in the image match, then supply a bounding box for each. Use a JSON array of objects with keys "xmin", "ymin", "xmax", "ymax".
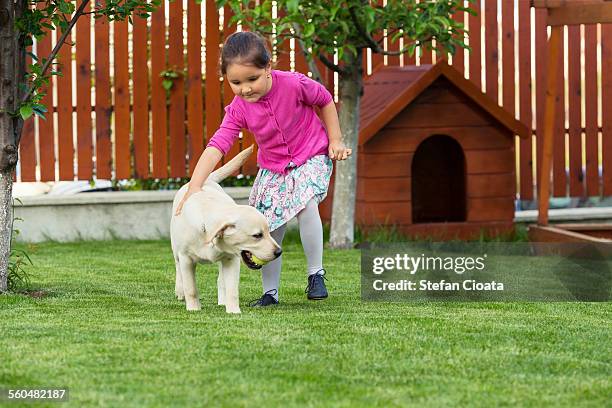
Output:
[{"xmin": 16, "ymin": 0, "xmax": 612, "ymax": 201}]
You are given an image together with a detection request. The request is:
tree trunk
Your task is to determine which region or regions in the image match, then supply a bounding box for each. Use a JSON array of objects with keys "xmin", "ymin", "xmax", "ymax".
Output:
[
  {"xmin": 0, "ymin": 171, "xmax": 12, "ymax": 292},
  {"xmin": 329, "ymin": 51, "xmax": 362, "ymax": 249},
  {"xmin": 0, "ymin": 0, "xmax": 18, "ymax": 292}
]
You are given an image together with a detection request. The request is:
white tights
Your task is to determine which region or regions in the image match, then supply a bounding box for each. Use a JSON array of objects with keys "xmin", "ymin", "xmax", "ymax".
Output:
[{"xmin": 261, "ymin": 198, "xmax": 324, "ymax": 300}]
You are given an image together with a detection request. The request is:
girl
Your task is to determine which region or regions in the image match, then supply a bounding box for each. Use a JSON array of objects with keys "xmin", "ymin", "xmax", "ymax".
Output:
[{"xmin": 175, "ymin": 31, "xmax": 351, "ymax": 306}]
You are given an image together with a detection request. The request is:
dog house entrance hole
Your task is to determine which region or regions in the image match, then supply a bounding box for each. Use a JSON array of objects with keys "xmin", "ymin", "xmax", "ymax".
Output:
[{"xmin": 411, "ymin": 135, "xmax": 466, "ymax": 223}]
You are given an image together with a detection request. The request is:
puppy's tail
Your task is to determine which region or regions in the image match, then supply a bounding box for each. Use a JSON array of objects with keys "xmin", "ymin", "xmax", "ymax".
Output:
[{"xmin": 208, "ymin": 144, "xmax": 254, "ymax": 183}]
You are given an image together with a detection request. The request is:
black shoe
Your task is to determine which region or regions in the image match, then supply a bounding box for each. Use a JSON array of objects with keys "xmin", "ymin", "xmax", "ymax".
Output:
[
  {"xmin": 249, "ymin": 289, "xmax": 279, "ymax": 307},
  {"xmin": 306, "ymin": 270, "xmax": 328, "ymax": 300}
]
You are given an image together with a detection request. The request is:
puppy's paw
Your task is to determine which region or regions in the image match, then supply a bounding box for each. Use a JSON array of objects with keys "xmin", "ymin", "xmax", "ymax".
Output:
[
  {"xmin": 185, "ymin": 299, "xmax": 201, "ymax": 311},
  {"xmin": 225, "ymin": 305, "xmax": 241, "ymax": 314},
  {"xmin": 176, "ymin": 291, "xmax": 185, "ymax": 301}
]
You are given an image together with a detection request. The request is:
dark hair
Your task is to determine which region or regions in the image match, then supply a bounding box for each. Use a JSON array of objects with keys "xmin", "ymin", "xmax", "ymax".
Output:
[{"xmin": 220, "ymin": 31, "xmax": 271, "ymax": 75}]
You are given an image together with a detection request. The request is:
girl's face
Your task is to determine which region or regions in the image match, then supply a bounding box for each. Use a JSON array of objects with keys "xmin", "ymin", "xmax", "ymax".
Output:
[{"xmin": 226, "ymin": 63, "xmax": 272, "ymax": 103}]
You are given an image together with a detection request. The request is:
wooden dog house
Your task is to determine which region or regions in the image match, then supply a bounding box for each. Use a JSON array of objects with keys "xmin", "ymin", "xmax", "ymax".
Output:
[{"xmin": 321, "ymin": 61, "xmax": 530, "ymax": 240}]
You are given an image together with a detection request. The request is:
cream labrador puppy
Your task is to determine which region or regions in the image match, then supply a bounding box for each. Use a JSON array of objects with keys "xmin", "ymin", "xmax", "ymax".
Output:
[{"xmin": 171, "ymin": 146, "xmax": 281, "ymax": 313}]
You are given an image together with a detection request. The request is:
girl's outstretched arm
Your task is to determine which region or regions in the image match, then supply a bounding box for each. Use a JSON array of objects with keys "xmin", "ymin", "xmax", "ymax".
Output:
[
  {"xmin": 319, "ymin": 101, "xmax": 352, "ymax": 161},
  {"xmin": 174, "ymin": 146, "xmax": 223, "ymax": 215}
]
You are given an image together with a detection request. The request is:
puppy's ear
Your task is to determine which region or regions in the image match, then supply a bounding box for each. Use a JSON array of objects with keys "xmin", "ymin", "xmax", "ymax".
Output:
[{"xmin": 204, "ymin": 222, "xmax": 236, "ymax": 244}]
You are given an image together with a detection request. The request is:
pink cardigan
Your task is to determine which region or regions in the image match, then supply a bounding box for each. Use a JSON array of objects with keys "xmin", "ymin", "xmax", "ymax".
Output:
[{"xmin": 206, "ymin": 70, "xmax": 333, "ymax": 174}]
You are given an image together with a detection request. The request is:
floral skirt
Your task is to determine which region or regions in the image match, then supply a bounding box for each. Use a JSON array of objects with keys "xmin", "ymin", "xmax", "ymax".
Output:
[{"xmin": 249, "ymin": 155, "xmax": 333, "ymax": 231}]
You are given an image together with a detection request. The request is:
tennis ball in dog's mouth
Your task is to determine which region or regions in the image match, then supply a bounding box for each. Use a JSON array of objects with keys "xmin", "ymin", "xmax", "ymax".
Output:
[{"xmin": 251, "ymin": 254, "xmax": 268, "ymax": 266}]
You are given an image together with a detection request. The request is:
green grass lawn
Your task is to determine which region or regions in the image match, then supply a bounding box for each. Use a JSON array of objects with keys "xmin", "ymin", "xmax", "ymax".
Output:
[{"xmin": 1, "ymin": 239, "xmax": 610, "ymax": 407}]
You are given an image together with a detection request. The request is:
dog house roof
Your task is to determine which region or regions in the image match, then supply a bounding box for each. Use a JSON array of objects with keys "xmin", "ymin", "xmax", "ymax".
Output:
[{"xmin": 359, "ymin": 61, "xmax": 530, "ymax": 146}]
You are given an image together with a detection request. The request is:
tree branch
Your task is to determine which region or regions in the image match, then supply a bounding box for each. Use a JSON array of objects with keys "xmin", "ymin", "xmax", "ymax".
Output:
[
  {"xmin": 245, "ymin": 21, "xmax": 338, "ymax": 79},
  {"xmin": 348, "ymin": 6, "xmax": 426, "ymax": 58},
  {"xmin": 20, "ymin": 0, "xmax": 89, "ymax": 105},
  {"xmin": 379, "ymin": 38, "xmax": 431, "ymax": 56},
  {"xmin": 349, "ymin": 5, "xmax": 381, "ymax": 52},
  {"xmin": 291, "ymin": 23, "xmax": 324, "ymax": 83},
  {"xmin": 318, "ymin": 52, "xmax": 347, "ymax": 75},
  {"xmin": 383, "ymin": 28, "xmax": 401, "ymax": 44}
]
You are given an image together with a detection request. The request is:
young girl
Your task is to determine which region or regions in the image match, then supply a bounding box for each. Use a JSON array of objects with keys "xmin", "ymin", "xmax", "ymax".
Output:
[{"xmin": 175, "ymin": 31, "xmax": 351, "ymax": 306}]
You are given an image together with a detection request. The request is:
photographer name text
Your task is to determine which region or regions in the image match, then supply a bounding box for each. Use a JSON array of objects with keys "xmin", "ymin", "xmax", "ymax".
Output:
[{"xmin": 372, "ymin": 279, "xmax": 504, "ymax": 291}]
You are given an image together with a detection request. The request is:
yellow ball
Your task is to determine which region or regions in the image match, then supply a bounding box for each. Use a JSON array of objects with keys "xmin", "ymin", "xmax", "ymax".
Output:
[{"xmin": 251, "ymin": 254, "xmax": 268, "ymax": 266}]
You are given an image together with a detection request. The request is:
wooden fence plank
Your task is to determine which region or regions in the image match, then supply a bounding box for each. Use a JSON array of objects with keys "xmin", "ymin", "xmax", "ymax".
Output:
[
  {"xmin": 113, "ymin": 19, "xmax": 130, "ymax": 179},
  {"xmin": 537, "ymin": 25, "xmax": 563, "ymax": 225},
  {"xmin": 371, "ymin": 46, "xmax": 384, "ymax": 72},
  {"xmin": 275, "ymin": 9, "xmax": 291, "ymax": 71},
  {"xmin": 294, "ymin": 39, "xmax": 309, "ymax": 74},
  {"xmin": 151, "ymin": 2, "xmax": 167, "ymax": 178},
  {"xmin": 502, "ymin": 0, "xmax": 514, "ymax": 114},
  {"xmin": 602, "ymin": 24, "xmax": 612, "ymax": 195},
  {"xmin": 316, "ymin": 61, "xmax": 332, "ymax": 97},
  {"xmin": 132, "ymin": 15, "xmax": 150, "ymax": 179},
  {"xmin": 419, "ymin": 45, "xmax": 432, "ymax": 65},
  {"xmin": 276, "ymin": 45, "xmax": 290, "ymax": 71},
  {"xmin": 19, "ymin": 51, "xmax": 36, "ymax": 181},
  {"xmin": 469, "ymin": 0, "xmax": 481, "ymax": 89},
  {"xmin": 222, "ymin": 5, "xmax": 240, "ymax": 162},
  {"xmin": 169, "ymin": 0, "xmax": 186, "ymax": 177},
  {"xmin": 451, "ymin": 8, "xmax": 465, "ymax": 75},
  {"xmin": 371, "ymin": 0, "xmax": 384, "ymax": 71},
  {"xmin": 484, "ymin": 0, "xmax": 498, "ymax": 101},
  {"xmin": 57, "ymin": 23, "xmax": 74, "ymax": 180},
  {"xmin": 552, "ymin": 25, "xmax": 566, "ymax": 197},
  {"xmin": 584, "ymin": 24, "xmax": 599, "ymax": 195},
  {"xmin": 403, "ymin": 43, "xmax": 416, "ymax": 67},
  {"xmin": 240, "ymin": 7, "xmax": 269, "ymax": 176},
  {"xmin": 76, "ymin": 0, "xmax": 92, "ymax": 180},
  {"xmin": 567, "ymin": 25, "xmax": 583, "ymax": 196},
  {"xmin": 205, "ymin": 0, "xmax": 222, "ymax": 148},
  {"xmin": 95, "ymin": 16, "xmax": 112, "ymax": 179},
  {"xmin": 535, "ymin": 8, "xmax": 547, "ymax": 188},
  {"xmin": 37, "ymin": 31, "xmax": 55, "ymax": 181},
  {"xmin": 187, "ymin": 0, "xmax": 204, "ymax": 175},
  {"xmin": 519, "ymin": 0, "xmax": 533, "ymax": 200},
  {"xmin": 18, "ymin": 121, "xmax": 36, "ymax": 181},
  {"xmin": 241, "ymin": 9, "xmax": 271, "ymax": 176},
  {"xmin": 387, "ymin": 28, "xmax": 400, "ymax": 66}
]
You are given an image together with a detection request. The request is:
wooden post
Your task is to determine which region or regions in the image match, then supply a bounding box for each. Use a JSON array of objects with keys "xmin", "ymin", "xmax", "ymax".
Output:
[
  {"xmin": 537, "ymin": 25, "xmax": 563, "ymax": 226},
  {"xmin": 532, "ymin": 0, "xmax": 612, "ymax": 226}
]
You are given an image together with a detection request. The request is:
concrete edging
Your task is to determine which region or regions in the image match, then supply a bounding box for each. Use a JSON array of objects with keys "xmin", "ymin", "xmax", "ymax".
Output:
[
  {"xmin": 514, "ymin": 207, "xmax": 612, "ymax": 223},
  {"xmin": 12, "ymin": 188, "xmax": 612, "ymax": 242},
  {"xmin": 13, "ymin": 188, "xmax": 251, "ymax": 243}
]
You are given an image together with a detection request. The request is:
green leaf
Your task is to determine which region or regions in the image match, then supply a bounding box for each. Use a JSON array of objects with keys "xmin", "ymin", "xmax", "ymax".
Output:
[
  {"xmin": 330, "ymin": 4, "xmax": 340, "ymax": 21},
  {"xmin": 287, "ymin": 0, "xmax": 299, "ymax": 14},
  {"xmin": 162, "ymin": 80, "xmax": 173, "ymax": 91},
  {"xmin": 303, "ymin": 23, "xmax": 315, "ymax": 37},
  {"xmin": 58, "ymin": 0, "xmax": 72, "ymax": 14},
  {"xmin": 32, "ymin": 104, "xmax": 48, "ymax": 113},
  {"xmin": 19, "ymin": 105, "xmax": 33, "ymax": 120}
]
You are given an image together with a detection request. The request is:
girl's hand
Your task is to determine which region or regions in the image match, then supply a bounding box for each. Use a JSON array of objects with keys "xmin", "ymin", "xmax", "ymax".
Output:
[
  {"xmin": 328, "ymin": 140, "xmax": 352, "ymax": 161},
  {"xmin": 174, "ymin": 187, "xmax": 198, "ymax": 216}
]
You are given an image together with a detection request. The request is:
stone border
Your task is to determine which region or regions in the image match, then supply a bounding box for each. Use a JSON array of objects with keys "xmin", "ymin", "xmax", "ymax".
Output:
[
  {"xmin": 11, "ymin": 189, "xmax": 612, "ymax": 242},
  {"xmin": 13, "ymin": 188, "xmax": 251, "ymax": 243}
]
